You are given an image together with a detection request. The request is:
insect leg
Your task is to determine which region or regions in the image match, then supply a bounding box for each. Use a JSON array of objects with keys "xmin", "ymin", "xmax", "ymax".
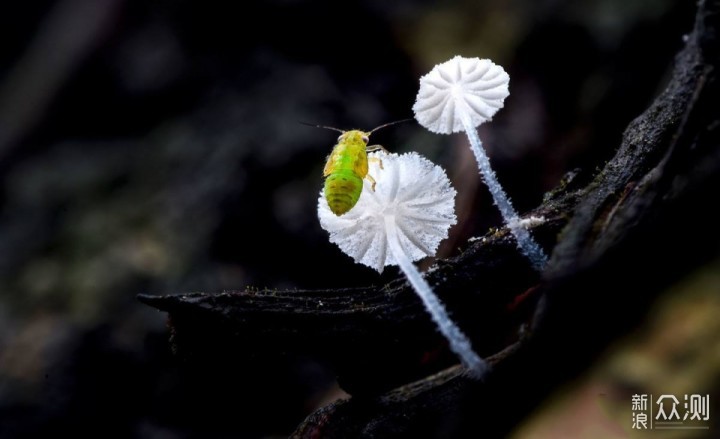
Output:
[
  {"xmin": 368, "ymin": 157, "xmax": 385, "ymax": 170},
  {"xmin": 367, "ymin": 145, "xmax": 389, "ymax": 170},
  {"xmin": 366, "ymin": 144, "xmax": 389, "ymax": 154},
  {"xmin": 368, "ymin": 156, "xmax": 384, "ymax": 170},
  {"xmin": 365, "ymin": 173, "xmax": 377, "ymax": 191}
]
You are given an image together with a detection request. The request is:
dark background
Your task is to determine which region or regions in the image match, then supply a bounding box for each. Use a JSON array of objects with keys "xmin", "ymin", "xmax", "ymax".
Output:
[{"xmin": 0, "ymin": 0, "xmax": 709, "ymax": 437}]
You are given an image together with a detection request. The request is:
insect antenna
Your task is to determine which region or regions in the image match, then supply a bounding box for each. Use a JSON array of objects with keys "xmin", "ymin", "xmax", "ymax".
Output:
[
  {"xmin": 299, "ymin": 121, "xmax": 345, "ymax": 133},
  {"xmin": 368, "ymin": 118, "xmax": 414, "ymax": 135}
]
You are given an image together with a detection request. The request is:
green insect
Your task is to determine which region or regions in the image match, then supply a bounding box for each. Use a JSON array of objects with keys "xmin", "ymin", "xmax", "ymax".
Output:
[{"xmin": 310, "ymin": 121, "xmax": 407, "ymax": 216}]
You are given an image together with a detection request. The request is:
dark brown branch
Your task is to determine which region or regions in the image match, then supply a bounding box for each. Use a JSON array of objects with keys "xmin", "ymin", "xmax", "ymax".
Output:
[
  {"xmin": 139, "ymin": 0, "xmax": 720, "ymax": 436},
  {"xmin": 138, "ymin": 187, "xmax": 577, "ymax": 395}
]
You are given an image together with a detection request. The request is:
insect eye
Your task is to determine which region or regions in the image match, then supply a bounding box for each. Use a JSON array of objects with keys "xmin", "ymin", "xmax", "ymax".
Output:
[{"xmin": 361, "ymin": 135, "xmax": 370, "ymax": 144}]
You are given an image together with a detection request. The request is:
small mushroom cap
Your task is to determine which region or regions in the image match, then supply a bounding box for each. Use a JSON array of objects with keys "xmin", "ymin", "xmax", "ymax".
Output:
[
  {"xmin": 318, "ymin": 152, "xmax": 457, "ymax": 272},
  {"xmin": 413, "ymin": 56, "xmax": 510, "ymax": 134}
]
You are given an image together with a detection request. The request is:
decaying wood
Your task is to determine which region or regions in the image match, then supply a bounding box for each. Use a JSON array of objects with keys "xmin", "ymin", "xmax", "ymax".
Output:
[{"xmin": 139, "ymin": 0, "xmax": 720, "ymax": 436}]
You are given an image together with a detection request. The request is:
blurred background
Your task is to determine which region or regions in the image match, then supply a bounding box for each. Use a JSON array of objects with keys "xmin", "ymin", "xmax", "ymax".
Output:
[{"xmin": 1, "ymin": 0, "xmax": 714, "ymax": 437}]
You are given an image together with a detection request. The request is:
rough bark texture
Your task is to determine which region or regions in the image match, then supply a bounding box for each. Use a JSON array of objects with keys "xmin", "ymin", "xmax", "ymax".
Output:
[{"xmin": 139, "ymin": 0, "xmax": 720, "ymax": 436}]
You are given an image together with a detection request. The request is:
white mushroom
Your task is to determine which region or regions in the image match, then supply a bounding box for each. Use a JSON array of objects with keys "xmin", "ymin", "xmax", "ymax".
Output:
[
  {"xmin": 413, "ymin": 56, "xmax": 548, "ymax": 271},
  {"xmin": 318, "ymin": 151, "xmax": 488, "ymax": 376}
]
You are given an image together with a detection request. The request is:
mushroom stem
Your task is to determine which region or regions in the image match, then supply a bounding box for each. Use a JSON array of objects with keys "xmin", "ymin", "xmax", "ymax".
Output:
[
  {"xmin": 460, "ymin": 113, "xmax": 548, "ymax": 271},
  {"xmin": 384, "ymin": 215, "xmax": 488, "ymax": 377}
]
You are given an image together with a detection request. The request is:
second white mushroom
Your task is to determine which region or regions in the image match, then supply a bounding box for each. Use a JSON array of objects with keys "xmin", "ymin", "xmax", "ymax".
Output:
[{"xmin": 413, "ymin": 56, "xmax": 548, "ymax": 271}]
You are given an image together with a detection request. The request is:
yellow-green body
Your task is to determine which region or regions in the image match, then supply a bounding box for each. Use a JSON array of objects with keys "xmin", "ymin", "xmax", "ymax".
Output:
[{"xmin": 323, "ymin": 130, "xmax": 371, "ymax": 215}]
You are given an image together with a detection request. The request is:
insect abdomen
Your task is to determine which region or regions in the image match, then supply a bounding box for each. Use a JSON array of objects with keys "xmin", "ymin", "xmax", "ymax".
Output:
[{"xmin": 324, "ymin": 170, "xmax": 363, "ymax": 215}]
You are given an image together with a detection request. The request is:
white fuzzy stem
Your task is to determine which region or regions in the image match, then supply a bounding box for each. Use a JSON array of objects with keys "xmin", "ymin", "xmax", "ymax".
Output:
[
  {"xmin": 460, "ymin": 113, "xmax": 548, "ymax": 271},
  {"xmin": 385, "ymin": 215, "xmax": 488, "ymax": 377}
]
